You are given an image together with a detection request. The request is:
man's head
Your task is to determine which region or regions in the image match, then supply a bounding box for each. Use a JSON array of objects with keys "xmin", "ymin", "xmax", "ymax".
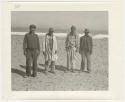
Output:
[
  {"xmin": 71, "ymin": 25, "xmax": 76, "ymax": 34},
  {"xmin": 84, "ymin": 28, "xmax": 89, "ymax": 35},
  {"xmin": 48, "ymin": 27, "xmax": 54, "ymax": 35},
  {"xmin": 29, "ymin": 24, "xmax": 36, "ymax": 34}
]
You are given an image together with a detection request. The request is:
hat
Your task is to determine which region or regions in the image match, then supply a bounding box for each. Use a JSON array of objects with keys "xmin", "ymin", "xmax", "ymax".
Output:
[
  {"xmin": 49, "ymin": 28, "xmax": 54, "ymax": 32},
  {"xmin": 84, "ymin": 28, "xmax": 89, "ymax": 33},
  {"xmin": 71, "ymin": 25, "xmax": 76, "ymax": 30},
  {"xmin": 29, "ymin": 24, "xmax": 36, "ymax": 29}
]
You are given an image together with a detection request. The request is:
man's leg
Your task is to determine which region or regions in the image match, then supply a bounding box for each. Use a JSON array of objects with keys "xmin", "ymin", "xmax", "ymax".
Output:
[
  {"xmin": 26, "ymin": 50, "xmax": 32, "ymax": 77},
  {"xmin": 32, "ymin": 50, "xmax": 38, "ymax": 77},
  {"xmin": 51, "ymin": 61, "xmax": 55, "ymax": 73},
  {"xmin": 45, "ymin": 60, "xmax": 51, "ymax": 73},
  {"xmin": 67, "ymin": 51, "xmax": 71, "ymax": 71},
  {"xmin": 45, "ymin": 60, "xmax": 48, "ymax": 72},
  {"xmin": 80, "ymin": 52, "xmax": 85, "ymax": 72},
  {"xmin": 70, "ymin": 49, "xmax": 75, "ymax": 72},
  {"xmin": 71, "ymin": 59, "xmax": 75, "ymax": 72},
  {"xmin": 86, "ymin": 53, "xmax": 91, "ymax": 72}
]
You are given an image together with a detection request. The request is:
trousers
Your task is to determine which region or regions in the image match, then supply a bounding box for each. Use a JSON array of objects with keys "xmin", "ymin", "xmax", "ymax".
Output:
[
  {"xmin": 67, "ymin": 47, "xmax": 76, "ymax": 70},
  {"xmin": 26, "ymin": 49, "xmax": 38, "ymax": 76},
  {"xmin": 45, "ymin": 60, "xmax": 55, "ymax": 72},
  {"xmin": 80, "ymin": 51, "xmax": 91, "ymax": 72}
]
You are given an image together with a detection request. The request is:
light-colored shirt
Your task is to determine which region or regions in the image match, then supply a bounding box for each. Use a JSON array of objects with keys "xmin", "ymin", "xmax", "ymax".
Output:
[
  {"xmin": 42, "ymin": 33, "xmax": 57, "ymax": 61},
  {"xmin": 65, "ymin": 33, "xmax": 79, "ymax": 51}
]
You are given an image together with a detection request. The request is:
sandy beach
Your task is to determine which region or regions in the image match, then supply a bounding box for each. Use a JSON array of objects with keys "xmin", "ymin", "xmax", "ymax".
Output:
[{"xmin": 11, "ymin": 34, "xmax": 108, "ymax": 91}]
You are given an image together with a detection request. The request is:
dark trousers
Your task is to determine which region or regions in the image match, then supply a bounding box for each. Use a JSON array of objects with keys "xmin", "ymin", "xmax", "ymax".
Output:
[
  {"xmin": 45, "ymin": 60, "xmax": 55, "ymax": 72},
  {"xmin": 26, "ymin": 49, "xmax": 38, "ymax": 76},
  {"xmin": 80, "ymin": 51, "xmax": 91, "ymax": 72}
]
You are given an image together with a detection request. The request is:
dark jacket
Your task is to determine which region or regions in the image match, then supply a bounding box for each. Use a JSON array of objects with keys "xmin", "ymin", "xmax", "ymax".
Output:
[
  {"xmin": 23, "ymin": 33, "xmax": 40, "ymax": 51},
  {"xmin": 80, "ymin": 35, "xmax": 93, "ymax": 54}
]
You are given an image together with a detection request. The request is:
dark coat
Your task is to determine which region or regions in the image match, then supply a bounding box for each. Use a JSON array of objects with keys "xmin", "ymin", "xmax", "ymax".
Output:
[
  {"xmin": 79, "ymin": 34, "xmax": 93, "ymax": 54},
  {"xmin": 23, "ymin": 33, "xmax": 40, "ymax": 51}
]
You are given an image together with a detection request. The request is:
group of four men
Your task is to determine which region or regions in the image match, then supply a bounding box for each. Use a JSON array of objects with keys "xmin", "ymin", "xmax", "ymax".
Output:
[{"xmin": 23, "ymin": 24, "xmax": 93, "ymax": 78}]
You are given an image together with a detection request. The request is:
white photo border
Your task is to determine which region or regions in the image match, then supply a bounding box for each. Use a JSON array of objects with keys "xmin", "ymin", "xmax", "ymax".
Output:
[{"xmin": 2, "ymin": 1, "xmax": 124, "ymax": 100}]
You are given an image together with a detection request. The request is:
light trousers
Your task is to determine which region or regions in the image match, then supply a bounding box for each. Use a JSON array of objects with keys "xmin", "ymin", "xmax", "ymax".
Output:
[{"xmin": 67, "ymin": 47, "xmax": 76, "ymax": 70}]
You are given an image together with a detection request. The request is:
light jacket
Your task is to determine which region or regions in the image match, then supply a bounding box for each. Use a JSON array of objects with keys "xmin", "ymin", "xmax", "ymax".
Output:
[
  {"xmin": 65, "ymin": 33, "xmax": 79, "ymax": 51},
  {"xmin": 42, "ymin": 33, "xmax": 57, "ymax": 61}
]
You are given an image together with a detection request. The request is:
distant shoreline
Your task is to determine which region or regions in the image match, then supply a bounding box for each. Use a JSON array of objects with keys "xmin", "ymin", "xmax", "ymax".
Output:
[{"xmin": 11, "ymin": 32, "xmax": 108, "ymax": 39}]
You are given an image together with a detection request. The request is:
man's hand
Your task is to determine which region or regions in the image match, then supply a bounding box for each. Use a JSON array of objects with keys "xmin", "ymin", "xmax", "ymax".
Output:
[
  {"xmin": 36, "ymin": 50, "xmax": 40, "ymax": 56},
  {"xmin": 79, "ymin": 50, "xmax": 81, "ymax": 54},
  {"xmin": 24, "ymin": 50, "xmax": 27, "ymax": 56},
  {"xmin": 43, "ymin": 51, "xmax": 45, "ymax": 56},
  {"xmin": 90, "ymin": 51, "xmax": 92, "ymax": 55},
  {"xmin": 55, "ymin": 50, "xmax": 57, "ymax": 54},
  {"xmin": 76, "ymin": 48, "xmax": 79, "ymax": 53}
]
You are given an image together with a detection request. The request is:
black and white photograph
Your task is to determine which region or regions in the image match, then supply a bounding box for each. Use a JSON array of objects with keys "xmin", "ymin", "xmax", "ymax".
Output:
[{"xmin": 11, "ymin": 11, "xmax": 108, "ymax": 91}]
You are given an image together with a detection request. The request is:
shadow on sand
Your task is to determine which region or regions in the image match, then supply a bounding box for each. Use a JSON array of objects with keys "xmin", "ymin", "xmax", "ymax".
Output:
[
  {"xmin": 11, "ymin": 68, "xmax": 25, "ymax": 77},
  {"xmin": 19, "ymin": 65, "xmax": 45, "ymax": 74},
  {"xmin": 39, "ymin": 64, "xmax": 67, "ymax": 72},
  {"xmin": 55, "ymin": 65, "xmax": 67, "ymax": 72},
  {"xmin": 12, "ymin": 64, "xmax": 80, "ymax": 77}
]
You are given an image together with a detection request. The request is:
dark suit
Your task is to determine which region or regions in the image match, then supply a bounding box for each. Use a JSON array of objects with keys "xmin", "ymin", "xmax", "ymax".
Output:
[
  {"xmin": 79, "ymin": 34, "xmax": 93, "ymax": 72},
  {"xmin": 23, "ymin": 33, "xmax": 40, "ymax": 76}
]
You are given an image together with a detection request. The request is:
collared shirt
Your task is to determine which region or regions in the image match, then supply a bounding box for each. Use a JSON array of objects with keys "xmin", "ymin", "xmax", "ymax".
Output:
[{"xmin": 23, "ymin": 33, "xmax": 40, "ymax": 51}]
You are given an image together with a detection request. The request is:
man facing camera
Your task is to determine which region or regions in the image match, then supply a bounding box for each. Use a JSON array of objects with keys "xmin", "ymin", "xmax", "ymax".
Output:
[
  {"xmin": 23, "ymin": 24, "xmax": 40, "ymax": 77},
  {"xmin": 42, "ymin": 28, "xmax": 57, "ymax": 74},
  {"xmin": 65, "ymin": 25, "xmax": 79, "ymax": 72},
  {"xmin": 79, "ymin": 29, "xmax": 93, "ymax": 73}
]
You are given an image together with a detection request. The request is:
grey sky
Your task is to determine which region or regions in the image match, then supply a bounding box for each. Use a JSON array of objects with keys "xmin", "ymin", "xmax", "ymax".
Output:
[{"xmin": 11, "ymin": 11, "xmax": 108, "ymax": 33}]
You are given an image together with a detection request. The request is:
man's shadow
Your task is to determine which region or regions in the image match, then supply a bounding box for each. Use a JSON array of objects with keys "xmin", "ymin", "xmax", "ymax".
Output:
[
  {"xmin": 11, "ymin": 68, "xmax": 25, "ymax": 77},
  {"xmin": 11, "ymin": 64, "xmax": 46, "ymax": 77},
  {"xmin": 19, "ymin": 65, "xmax": 45, "ymax": 73},
  {"xmin": 39, "ymin": 64, "xmax": 67, "ymax": 72},
  {"xmin": 55, "ymin": 65, "xmax": 67, "ymax": 72}
]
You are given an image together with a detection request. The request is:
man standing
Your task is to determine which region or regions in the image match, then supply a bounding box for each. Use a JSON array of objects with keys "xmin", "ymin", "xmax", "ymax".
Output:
[
  {"xmin": 43, "ymin": 28, "xmax": 57, "ymax": 74},
  {"xmin": 79, "ymin": 29, "xmax": 93, "ymax": 73},
  {"xmin": 65, "ymin": 25, "xmax": 79, "ymax": 72},
  {"xmin": 23, "ymin": 24, "xmax": 40, "ymax": 77}
]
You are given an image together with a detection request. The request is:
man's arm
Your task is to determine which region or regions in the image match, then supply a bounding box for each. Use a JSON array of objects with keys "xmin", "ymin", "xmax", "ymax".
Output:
[
  {"xmin": 79, "ymin": 37, "xmax": 82, "ymax": 53},
  {"xmin": 23, "ymin": 34, "xmax": 27, "ymax": 56},
  {"xmin": 37, "ymin": 35, "xmax": 40, "ymax": 55},
  {"xmin": 54, "ymin": 36, "xmax": 57, "ymax": 54},
  {"xmin": 90, "ymin": 37, "xmax": 93, "ymax": 54},
  {"xmin": 42, "ymin": 35, "xmax": 46, "ymax": 56},
  {"xmin": 65, "ymin": 34, "xmax": 69, "ymax": 51},
  {"xmin": 37, "ymin": 35, "xmax": 40, "ymax": 51},
  {"xmin": 75, "ymin": 35, "xmax": 79, "ymax": 52}
]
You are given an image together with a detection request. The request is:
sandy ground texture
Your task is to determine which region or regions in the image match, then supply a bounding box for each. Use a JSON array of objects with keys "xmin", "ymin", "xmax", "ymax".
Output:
[{"xmin": 11, "ymin": 35, "xmax": 108, "ymax": 91}]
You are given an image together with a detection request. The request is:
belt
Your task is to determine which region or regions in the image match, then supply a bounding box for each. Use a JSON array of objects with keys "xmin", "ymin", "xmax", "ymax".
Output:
[{"xmin": 27, "ymin": 48, "xmax": 37, "ymax": 50}]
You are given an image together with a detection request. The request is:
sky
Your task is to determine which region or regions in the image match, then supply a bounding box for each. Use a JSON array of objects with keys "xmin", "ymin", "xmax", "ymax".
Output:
[{"xmin": 11, "ymin": 11, "xmax": 108, "ymax": 33}]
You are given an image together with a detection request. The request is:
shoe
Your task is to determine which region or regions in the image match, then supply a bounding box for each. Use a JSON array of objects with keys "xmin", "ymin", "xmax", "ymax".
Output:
[
  {"xmin": 32, "ymin": 74, "xmax": 37, "ymax": 77},
  {"xmin": 64, "ymin": 70, "xmax": 68, "ymax": 73},
  {"xmin": 80, "ymin": 69, "xmax": 84, "ymax": 72},
  {"xmin": 84, "ymin": 70, "xmax": 90, "ymax": 73},
  {"xmin": 24, "ymin": 75, "xmax": 30, "ymax": 78},
  {"xmin": 71, "ymin": 69, "xmax": 75, "ymax": 73},
  {"xmin": 67, "ymin": 68, "xmax": 70, "ymax": 71},
  {"xmin": 50, "ymin": 70, "xmax": 55, "ymax": 74},
  {"xmin": 44, "ymin": 71, "xmax": 48, "ymax": 75}
]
